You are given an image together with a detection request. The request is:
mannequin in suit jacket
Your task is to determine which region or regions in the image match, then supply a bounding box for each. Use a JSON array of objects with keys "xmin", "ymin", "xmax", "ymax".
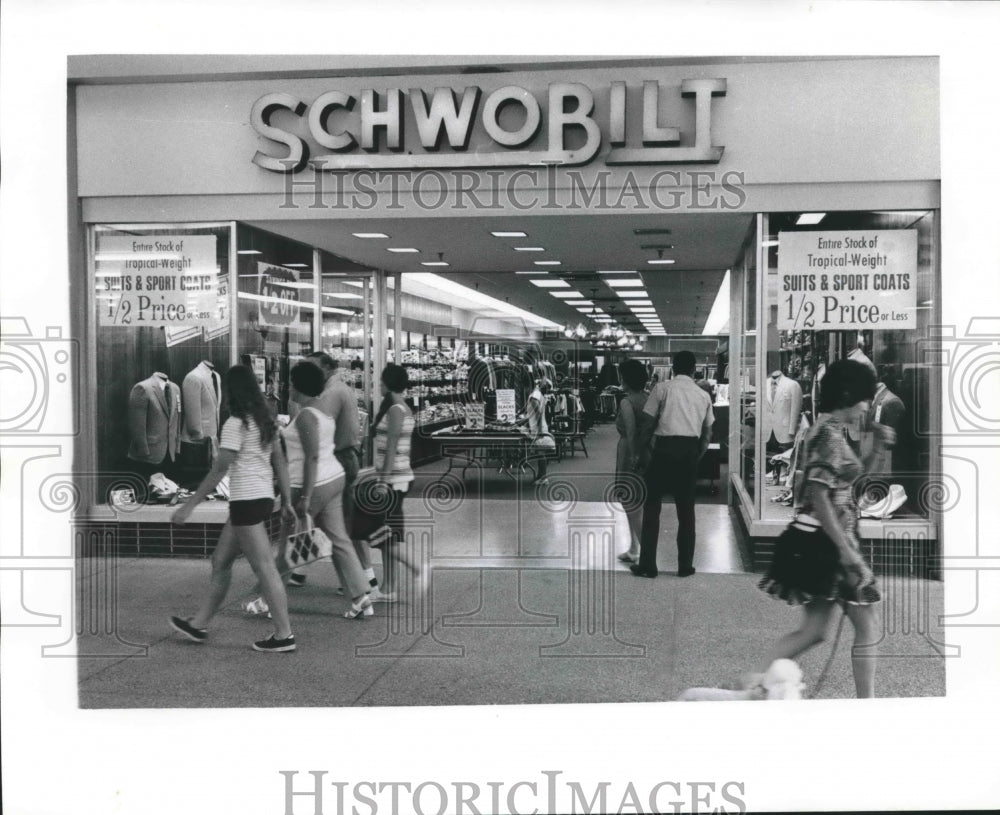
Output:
[
  {"xmin": 127, "ymin": 372, "xmax": 182, "ymax": 465},
  {"xmin": 863, "ymin": 380, "xmax": 905, "ymax": 476},
  {"xmin": 760, "ymin": 370, "xmax": 802, "ymax": 453},
  {"xmin": 181, "ymin": 360, "xmax": 221, "ymax": 446}
]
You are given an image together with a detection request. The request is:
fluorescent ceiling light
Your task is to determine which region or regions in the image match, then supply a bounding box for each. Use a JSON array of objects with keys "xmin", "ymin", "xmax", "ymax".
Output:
[
  {"xmin": 514, "ymin": 247, "xmax": 545, "ymax": 252},
  {"xmin": 796, "ymin": 213, "xmax": 826, "ymax": 225},
  {"xmin": 597, "ymin": 270, "xmax": 637, "ymax": 275},
  {"xmin": 491, "ymin": 231, "xmax": 527, "ymax": 237},
  {"xmin": 530, "ymin": 279, "xmax": 570, "ymax": 288},
  {"xmin": 283, "ymin": 263, "xmax": 309, "ymax": 268},
  {"xmin": 533, "ymin": 260, "xmax": 562, "ymax": 266},
  {"xmin": 607, "ymin": 279, "xmax": 644, "ymax": 287},
  {"xmin": 236, "ymin": 250, "xmax": 262, "ymax": 255},
  {"xmin": 387, "ymin": 247, "xmax": 419, "ymax": 253},
  {"xmin": 623, "ymin": 300, "xmax": 653, "ymax": 306},
  {"xmin": 515, "ymin": 270, "xmax": 548, "ymax": 275},
  {"xmin": 420, "ymin": 261, "xmax": 450, "ymax": 267},
  {"xmin": 617, "ymin": 290, "xmax": 648, "ymax": 298},
  {"xmin": 631, "ymin": 307, "xmax": 657, "ymax": 313},
  {"xmin": 701, "ymin": 269, "xmax": 731, "ymax": 336},
  {"xmin": 647, "ymin": 259, "xmax": 676, "ymax": 265},
  {"xmin": 565, "ymin": 300, "xmax": 593, "ymax": 306},
  {"xmin": 401, "ymin": 273, "xmax": 560, "ymax": 329},
  {"xmin": 549, "ymin": 291, "xmax": 584, "ymax": 298},
  {"xmin": 352, "ymin": 232, "xmax": 389, "ymax": 239}
]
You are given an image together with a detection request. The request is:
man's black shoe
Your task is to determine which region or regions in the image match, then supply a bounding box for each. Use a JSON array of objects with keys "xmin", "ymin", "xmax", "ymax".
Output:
[
  {"xmin": 678, "ymin": 567, "xmax": 697, "ymax": 578},
  {"xmin": 629, "ymin": 565, "xmax": 658, "ymax": 578}
]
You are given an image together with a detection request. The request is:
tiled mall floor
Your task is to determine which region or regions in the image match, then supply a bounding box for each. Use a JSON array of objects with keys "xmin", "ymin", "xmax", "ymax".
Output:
[{"xmin": 75, "ymin": 496, "xmax": 945, "ymax": 707}]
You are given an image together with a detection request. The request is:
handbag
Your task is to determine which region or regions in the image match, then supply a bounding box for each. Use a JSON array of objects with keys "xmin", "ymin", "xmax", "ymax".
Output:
[
  {"xmin": 764, "ymin": 514, "xmax": 842, "ymax": 600},
  {"xmin": 284, "ymin": 514, "xmax": 332, "ymax": 569}
]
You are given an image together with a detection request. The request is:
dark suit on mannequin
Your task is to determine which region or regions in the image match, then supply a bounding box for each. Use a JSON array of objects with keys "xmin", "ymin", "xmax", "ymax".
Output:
[{"xmin": 127, "ymin": 372, "xmax": 182, "ymax": 470}]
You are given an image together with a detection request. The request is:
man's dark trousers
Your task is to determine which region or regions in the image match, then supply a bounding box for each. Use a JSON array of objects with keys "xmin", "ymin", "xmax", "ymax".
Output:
[{"xmin": 638, "ymin": 436, "xmax": 701, "ymax": 574}]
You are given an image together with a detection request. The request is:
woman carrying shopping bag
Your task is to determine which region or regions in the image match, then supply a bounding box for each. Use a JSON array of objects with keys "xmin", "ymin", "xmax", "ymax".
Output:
[
  {"xmin": 169, "ymin": 365, "xmax": 297, "ymax": 653},
  {"xmin": 246, "ymin": 361, "xmax": 374, "ymax": 619}
]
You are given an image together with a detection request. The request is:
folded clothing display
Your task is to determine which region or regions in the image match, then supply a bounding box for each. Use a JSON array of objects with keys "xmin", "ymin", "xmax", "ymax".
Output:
[{"xmin": 859, "ymin": 484, "xmax": 907, "ymax": 518}]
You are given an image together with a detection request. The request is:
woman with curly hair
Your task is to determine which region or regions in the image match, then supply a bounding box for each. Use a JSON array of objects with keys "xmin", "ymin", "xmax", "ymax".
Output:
[
  {"xmin": 169, "ymin": 365, "xmax": 297, "ymax": 652},
  {"xmin": 758, "ymin": 358, "xmax": 895, "ymax": 697}
]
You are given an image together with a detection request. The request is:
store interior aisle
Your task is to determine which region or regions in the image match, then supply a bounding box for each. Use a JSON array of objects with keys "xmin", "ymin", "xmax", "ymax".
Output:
[{"xmin": 411, "ymin": 422, "xmax": 728, "ymax": 505}]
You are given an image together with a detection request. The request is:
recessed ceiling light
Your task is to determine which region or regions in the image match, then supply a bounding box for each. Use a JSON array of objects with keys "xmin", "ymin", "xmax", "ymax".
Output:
[
  {"xmin": 647, "ymin": 259, "xmax": 676, "ymax": 265},
  {"xmin": 388, "ymin": 247, "xmax": 420, "ymax": 253},
  {"xmin": 352, "ymin": 232, "xmax": 389, "ymax": 239},
  {"xmin": 607, "ymin": 279, "xmax": 645, "ymax": 287},
  {"xmin": 237, "ymin": 250, "xmax": 262, "ymax": 255},
  {"xmin": 796, "ymin": 213, "xmax": 826, "ymax": 225},
  {"xmin": 491, "ymin": 231, "xmax": 528, "ymax": 237},
  {"xmin": 282, "ymin": 263, "xmax": 309, "ymax": 268},
  {"xmin": 631, "ymin": 307, "xmax": 657, "ymax": 313},
  {"xmin": 597, "ymin": 270, "xmax": 637, "ymax": 275},
  {"xmin": 624, "ymin": 300, "xmax": 653, "ymax": 306},
  {"xmin": 530, "ymin": 279, "xmax": 570, "ymax": 288},
  {"xmin": 420, "ymin": 261, "xmax": 450, "ymax": 267},
  {"xmin": 514, "ymin": 247, "xmax": 545, "ymax": 252},
  {"xmin": 515, "ymin": 270, "xmax": 548, "ymax": 275},
  {"xmin": 565, "ymin": 300, "xmax": 593, "ymax": 306},
  {"xmin": 549, "ymin": 291, "xmax": 584, "ymax": 298},
  {"xmin": 617, "ymin": 288, "xmax": 648, "ymax": 296},
  {"xmin": 533, "ymin": 261, "xmax": 562, "ymax": 266}
]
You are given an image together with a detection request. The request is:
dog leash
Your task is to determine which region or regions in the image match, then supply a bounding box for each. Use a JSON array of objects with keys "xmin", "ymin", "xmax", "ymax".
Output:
[{"xmin": 808, "ymin": 608, "xmax": 847, "ymax": 699}]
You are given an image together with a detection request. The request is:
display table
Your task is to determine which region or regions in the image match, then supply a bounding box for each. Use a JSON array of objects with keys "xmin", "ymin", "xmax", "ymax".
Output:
[{"xmin": 430, "ymin": 428, "xmax": 543, "ymax": 481}]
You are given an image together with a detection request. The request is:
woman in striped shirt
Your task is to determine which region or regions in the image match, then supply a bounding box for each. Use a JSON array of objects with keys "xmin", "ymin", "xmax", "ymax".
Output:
[
  {"xmin": 367, "ymin": 363, "xmax": 422, "ymax": 603},
  {"xmin": 169, "ymin": 365, "xmax": 297, "ymax": 653}
]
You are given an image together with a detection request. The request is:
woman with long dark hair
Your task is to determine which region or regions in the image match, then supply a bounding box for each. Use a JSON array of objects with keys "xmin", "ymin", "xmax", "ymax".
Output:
[
  {"xmin": 169, "ymin": 365, "xmax": 297, "ymax": 652},
  {"xmin": 758, "ymin": 359, "xmax": 895, "ymax": 696},
  {"xmin": 366, "ymin": 363, "xmax": 423, "ymax": 603}
]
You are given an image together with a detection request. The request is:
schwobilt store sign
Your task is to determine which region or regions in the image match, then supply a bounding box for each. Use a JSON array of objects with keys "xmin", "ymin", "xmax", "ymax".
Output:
[
  {"xmin": 777, "ymin": 230, "xmax": 918, "ymax": 330},
  {"xmin": 96, "ymin": 235, "xmax": 219, "ymax": 327},
  {"xmin": 250, "ymin": 79, "xmax": 727, "ymax": 172}
]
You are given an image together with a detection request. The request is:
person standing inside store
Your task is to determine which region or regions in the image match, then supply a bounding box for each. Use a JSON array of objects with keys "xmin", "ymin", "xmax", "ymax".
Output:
[
  {"xmin": 244, "ymin": 362, "xmax": 374, "ymax": 619},
  {"xmin": 632, "ymin": 351, "xmax": 714, "ymax": 579},
  {"xmin": 758, "ymin": 359, "xmax": 893, "ymax": 698},
  {"xmin": 368, "ymin": 363, "xmax": 423, "ymax": 603},
  {"xmin": 522, "ymin": 376, "xmax": 554, "ymax": 486},
  {"xmin": 614, "ymin": 359, "xmax": 651, "ymax": 564},
  {"xmin": 299, "ymin": 351, "xmax": 376, "ymax": 592},
  {"xmin": 168, "ymin": 365, "xmax": 298, "ymax": 652}
]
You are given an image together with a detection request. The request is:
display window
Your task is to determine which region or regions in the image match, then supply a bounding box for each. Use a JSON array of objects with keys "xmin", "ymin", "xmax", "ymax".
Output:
[
  {"xmin": 732, "ymin": 210, "xmax": 939, "ymax": 536},
  {"xmin": 90, "ymin": 223, "xmax": 233, "ymax": 505}
]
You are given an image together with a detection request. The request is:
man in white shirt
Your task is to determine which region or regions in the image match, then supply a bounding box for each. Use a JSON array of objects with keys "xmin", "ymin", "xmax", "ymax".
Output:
[{"xmin": 633, "ymin": 351, "xmax": 714, "ymax": 578}]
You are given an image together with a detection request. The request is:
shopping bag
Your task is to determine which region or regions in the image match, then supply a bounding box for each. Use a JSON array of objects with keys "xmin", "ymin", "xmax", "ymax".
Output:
[{"xmin": 285, "ymin": 515, "xmax": 332, "ymax": 569}]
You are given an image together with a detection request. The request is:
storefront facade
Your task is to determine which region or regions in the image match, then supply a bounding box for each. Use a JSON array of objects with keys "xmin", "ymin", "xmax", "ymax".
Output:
[{"xmin": 69, "ymin": 56, "xmax": 941, "ymax": 567}]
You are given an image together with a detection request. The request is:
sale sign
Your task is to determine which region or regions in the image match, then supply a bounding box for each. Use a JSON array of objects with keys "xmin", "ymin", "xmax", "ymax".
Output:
[
  {"xmin": 97, "ymin": 235, "xmax": 218, "ymax": 327},
  {"xmin": 257, "ymin": 262, "xmax": 302, "ymax": 326},
  {"xmin": 776, "ymin": 230, "xmax": 917, "ymax": 330}
]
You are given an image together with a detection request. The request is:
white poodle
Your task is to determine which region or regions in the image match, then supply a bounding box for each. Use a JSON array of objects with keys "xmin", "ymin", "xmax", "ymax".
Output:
[{"xmin": 676, "ymin": 659, "xmax": 805, "ymax": 701}]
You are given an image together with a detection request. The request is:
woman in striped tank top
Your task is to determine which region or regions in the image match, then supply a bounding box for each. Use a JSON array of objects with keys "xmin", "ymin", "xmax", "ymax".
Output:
[{"xmin": 367, "ymin": 364, "xmax": 423, "ymax": 603}]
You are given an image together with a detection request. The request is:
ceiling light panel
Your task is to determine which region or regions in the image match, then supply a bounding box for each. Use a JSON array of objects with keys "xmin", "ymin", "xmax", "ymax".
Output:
[
  {"xmin": 607, "ymin": 279, "xmax": 645, "ymax": 287},
  {"xmin": 491, "ymin": 231, "xmax": 527, "ymax": 237},
  {"xmin": 549, "ymin": 291, "xmax": 585, "ymax": 298},
  {"xmin": 530, "ymin": 279, "xmax": 570, "ymax": 288}
]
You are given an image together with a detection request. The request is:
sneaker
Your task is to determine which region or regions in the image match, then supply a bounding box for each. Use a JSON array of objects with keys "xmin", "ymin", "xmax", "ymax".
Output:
[
  {"xmin": 252, "ymin": 634, "xmax": 296, "ymax": 653},
  {"xmin": 243, "ymin": 596, "xmax": 270, "ymax": 616},
  {"xmin": 288, "ymin": 573, "xmax": 307, "ymax": 588},
  {"xmin": 369, "ymin": 588, "xmax": 398, "ymax": 604},
  {"xmin": 169, "ymin": 616, "xmax": 207, "ymax": 643}
]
